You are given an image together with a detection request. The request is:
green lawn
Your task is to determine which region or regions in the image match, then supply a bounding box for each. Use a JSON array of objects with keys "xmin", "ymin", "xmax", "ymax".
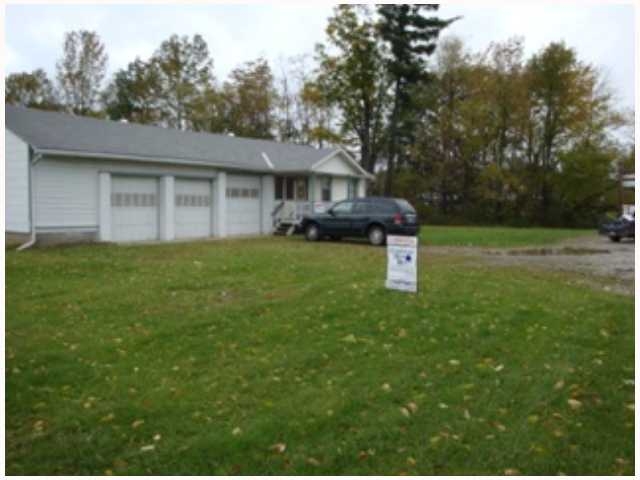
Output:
[
  {"xmin": 420, "ymin": 225, "xmax": 593, "ymax": 248},
  {"xmin": 5, "ymin": 236, "xmax": 634, "ymax": 475}
]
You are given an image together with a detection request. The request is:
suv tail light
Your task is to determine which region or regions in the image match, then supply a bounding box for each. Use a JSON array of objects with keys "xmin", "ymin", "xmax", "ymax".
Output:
[{"xmin": 393, "ymin": 213, "xmax": 404, "ymax": 225}]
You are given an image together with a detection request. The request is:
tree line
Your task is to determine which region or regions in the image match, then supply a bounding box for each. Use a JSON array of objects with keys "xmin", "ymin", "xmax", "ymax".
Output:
[{"xmin": 6, "ymin": 5, "xmax": 633, "ymax": 227}]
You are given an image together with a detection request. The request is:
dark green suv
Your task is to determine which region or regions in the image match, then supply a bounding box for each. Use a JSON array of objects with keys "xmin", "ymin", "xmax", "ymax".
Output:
[{"xmin": 300, "ymin": 197, "xmax": 419, "ymax": 246}]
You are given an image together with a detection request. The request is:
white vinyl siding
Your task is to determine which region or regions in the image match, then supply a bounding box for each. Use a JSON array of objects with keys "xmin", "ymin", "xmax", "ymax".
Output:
[
  {"xmin": 35, "ymin": 159, "xmax": 98, "ymax": 228},
  {"xmin": 111, "ymin": 176, "xmax": 159, "ymax": 242},
  {"xmin": 175, "ymin": 178, "xmax": 212, "ymax": 239},
  {"xmin": 31, "ymin": 156, "xmax": 217, "ymax": 232},
  {"xmin": 226, "ymin": 174, "xmax": 261, "ymax": 235},
  {"xmin": 5, "ymin": 129, "xmax": 30, "ymax": 232}
]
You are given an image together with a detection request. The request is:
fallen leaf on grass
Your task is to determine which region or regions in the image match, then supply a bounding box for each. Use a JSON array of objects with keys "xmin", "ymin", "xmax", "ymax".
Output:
[
  {"xmin": 269, "ymin": 443, "xmax": 286, "ymax": 453},
  {"xmin": 504, "ymin": 468, "xmax": 520, "ymax": 475},
  {"xmin": 153, "ymin": 433, "xmax": 161, "ymax": 442},
  {"xmin": 381, "ymin": 383, "xmax": 392, "ymax": 392},
  {"xmin": 100, "ymin": 413, "xmax": 115, "ymax": 423},
  {"xmin": 131, "ymin": 419, "xmax": 144, "ymax": 429},
  {"xmin": 358, "ymin": 449, "xmax": 375, "ymax": 460},
  {"xmin": 567, "ymin": 399, "xmax": 582, "ymax": 410},
  {"xmin": 232, "ymin": 427, "xmax": 242, "ymax": 436},
  {"xmin": 33, "ymin": 420, "xmax": 46, "ymax": 432},
  {"xmin": 341, "ymin": 334, "xmax": 357, "ymax": 343},
  {"xmin": 306, "ymin": 457, "xmax": 321, "ymax": 466},
  {"xmin": 400, "ymin": 407, "xmax": 411, "ymax": 418},
  {"xmin": 449, "ymin": 359, "xmax": 460, "ymax": 366},
  {"xmin": 554, "ymin": 380, "xmax": 565, "ymax": 390},
  {"xmin": 406, "ymin": 402, "xmax": 418, "ymax": 414},
  {"xmin": 140, "ymin": 444, "xmax": 155, "ymax": 452},
  {"xmin": 407, "ymin": 457, "xmax": 416, "ymax": 466},
  {"xmin": 494, "ymin": 364, "xmax": 504, "ymax": 372}
]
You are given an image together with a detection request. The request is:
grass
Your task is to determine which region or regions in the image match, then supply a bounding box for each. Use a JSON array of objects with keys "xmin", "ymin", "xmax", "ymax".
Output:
[
  {"xmin": 420, "ymin": 225, "xmax": 593, "ymax": 248},
  {"xmin": 5, "ymin": 235, "xmax": 634, "ymax": 475}
]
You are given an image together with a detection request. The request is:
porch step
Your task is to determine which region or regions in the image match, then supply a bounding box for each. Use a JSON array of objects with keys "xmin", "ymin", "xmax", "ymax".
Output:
[{"xmin": 274, "ymin": 223, "xmax": 296, "ymax": 236}]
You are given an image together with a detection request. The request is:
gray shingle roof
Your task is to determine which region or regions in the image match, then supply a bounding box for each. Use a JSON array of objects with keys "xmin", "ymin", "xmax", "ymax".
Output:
[{"xmin": 5, "ymin": 105, "xmax": 340, "ymax": 174}]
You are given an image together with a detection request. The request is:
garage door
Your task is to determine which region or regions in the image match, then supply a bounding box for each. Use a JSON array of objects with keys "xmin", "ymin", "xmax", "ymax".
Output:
[
  {"xmin": 226, "ymin": 175, "xmax": 261, "ymax": 235},
  {"xmin": 111, "ymin": 176, "xmax": 159, "ymax": 242},
  {"xmin": 175, "ymin": 178, "xmax": 212, "ymax": 239}
]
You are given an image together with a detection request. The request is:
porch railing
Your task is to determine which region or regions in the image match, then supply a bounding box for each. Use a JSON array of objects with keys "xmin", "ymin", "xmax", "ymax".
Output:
[{"xmin": 272, "ymin": 201, "xmax": 333, "ymax": 227}]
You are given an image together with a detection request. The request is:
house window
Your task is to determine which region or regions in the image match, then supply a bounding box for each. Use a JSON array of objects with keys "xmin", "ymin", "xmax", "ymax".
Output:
[
  {"xmin": 347, "ymin": 179, "xmax": 358, "ymax": 199},
  {"xmin": 321, "ymin": 177, "xmax": 332, "ymax": 202},
  {"xmin": 275, "ymin": 177, "xmax": 284, "ymax": 200},
  {"xmin": 285, "ymin": 178, "xmax": 295, "ymax": 200}
]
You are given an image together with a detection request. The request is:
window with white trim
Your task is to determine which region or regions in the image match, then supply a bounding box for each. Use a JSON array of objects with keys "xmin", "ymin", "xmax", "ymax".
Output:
[
  {"xmin": 321, "ymin": 177, "xmax": 332, "ymax": 202},
  {"xmin": 347, "ymin": 178, "xmax": 358, "ymax": 199}
]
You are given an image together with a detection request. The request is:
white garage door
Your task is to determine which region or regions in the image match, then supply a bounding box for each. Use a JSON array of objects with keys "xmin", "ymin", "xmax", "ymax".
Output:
[
  {"xmin": 175, "ymin": 178, "xmax": 212, "ymax": 239},
  {"xmin": 111, "ymin": 176, "xmax": 159, "ymax": 242},
  {"xmin": 226, "ymin": 175, "xmax": 261, "ymax": 235}
]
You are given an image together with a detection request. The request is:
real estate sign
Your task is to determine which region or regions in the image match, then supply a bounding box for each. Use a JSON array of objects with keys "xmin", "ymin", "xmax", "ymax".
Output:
[{"xmin": 385, "ymin": 235, "xmax": 418, "ymax": 293}]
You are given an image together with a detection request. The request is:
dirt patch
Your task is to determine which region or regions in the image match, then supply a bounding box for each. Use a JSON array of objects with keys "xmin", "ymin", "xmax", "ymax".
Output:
[{"xmin": 426, "ymin": 234, "xmax": 634, "ymax": 296}]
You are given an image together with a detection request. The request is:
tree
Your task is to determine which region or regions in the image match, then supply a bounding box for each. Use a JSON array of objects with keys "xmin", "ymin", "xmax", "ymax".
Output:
[
  {"xmin": 525, "ymin": 41, "xmax": 613, "ymax": 221},
  {"xmin": 274, "ymin": 54, "xmax": 341, "ymax": 147},
  {"xmin": 555, "ymin": 142, "xmax": 617, "ymax": 225},
  {"xmin": 5, "ymin": 69, "xmax": 60, "ymax": 110},
  {"xmin": 298, "ymin": 79, "xmax": 342, "ymax": 147},
  {"xmin": 315, "ymin": 4, "xmax": 389, "ymax": 174},
  {"xmin": 220, "ymin": 58, "xmax": 278, "ymax": 139},
  {"xmin": 103, "ymin": 58, "xmax": 163, "ymax": 124},
  {"xmin": 377, "ymin": 4, "xmax": 457, "ymax": 194},
  {"xmin": 274, "ymin": 56, "xmax": 300, "ymax": 142},
  {"xmin": 56, "ymin": 30, "xmax": 108, "ymax": 115},
  {"xmin": 152, "ymin": 34, "xmax": 214, "ymax": 129},
  {"xmin": 410, "ymin": 37, "xmax": 471, "ymax": 215}
]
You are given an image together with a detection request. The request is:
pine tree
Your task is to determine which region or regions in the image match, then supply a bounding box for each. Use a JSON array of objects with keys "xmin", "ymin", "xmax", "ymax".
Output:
[{"xmin": 377, "ymin": 4, "xmax": 457, "ymax": 194}]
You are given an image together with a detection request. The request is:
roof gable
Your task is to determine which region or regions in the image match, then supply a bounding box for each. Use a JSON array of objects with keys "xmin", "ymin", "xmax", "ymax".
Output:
[{"xmin": 312, "ymin": 151, "xmax": 361, "ymax": 176}]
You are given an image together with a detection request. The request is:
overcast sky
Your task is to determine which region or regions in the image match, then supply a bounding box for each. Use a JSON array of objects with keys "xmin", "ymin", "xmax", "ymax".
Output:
[{"xmin": 4, "ymin": 2, "xmax": 636, "ymax": 111}]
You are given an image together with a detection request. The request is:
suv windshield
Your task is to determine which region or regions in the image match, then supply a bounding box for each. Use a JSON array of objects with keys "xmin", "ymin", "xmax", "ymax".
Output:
[{"xmin": 395, "ymin": 199, "xmax": 416, "ymax": 213}]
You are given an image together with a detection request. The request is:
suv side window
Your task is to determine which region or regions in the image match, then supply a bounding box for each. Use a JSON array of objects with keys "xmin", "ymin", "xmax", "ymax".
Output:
[
  {"xmin": 375, "ymin": 200, "xmax": 398, "ymax": 214},
  {"xmin": 353, "ymin": 201, "xmax": 371, "ymax": 214},
  {"xmin": 331, "ymin": 201, "xmax": 354, "ymax": 215}
]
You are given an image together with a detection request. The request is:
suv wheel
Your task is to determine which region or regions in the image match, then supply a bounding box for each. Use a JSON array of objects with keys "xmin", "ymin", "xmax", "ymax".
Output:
[
  {"xmin": 305, "ymin": 223, "xmax": 321, "ymax": 241},
  {"xmin": 368, "ymin": 225, "xmax": 386, "ymax": 246}
]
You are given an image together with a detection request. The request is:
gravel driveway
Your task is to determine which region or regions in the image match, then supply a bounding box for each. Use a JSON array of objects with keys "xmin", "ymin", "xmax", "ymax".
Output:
[{"xmin": 427, "ymin": 234, "xmax": 635, "ymax": 295}]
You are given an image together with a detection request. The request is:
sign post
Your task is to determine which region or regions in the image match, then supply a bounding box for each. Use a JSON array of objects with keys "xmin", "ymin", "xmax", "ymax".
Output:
[{"xmin": 385, "ymin": 235, "xmax": 418, "ymax": 293}]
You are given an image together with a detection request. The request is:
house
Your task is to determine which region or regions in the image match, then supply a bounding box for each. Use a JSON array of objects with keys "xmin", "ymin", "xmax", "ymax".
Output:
[{"xmin": 5, "ymin": 106, "xmax": 373, "ymax": 245}]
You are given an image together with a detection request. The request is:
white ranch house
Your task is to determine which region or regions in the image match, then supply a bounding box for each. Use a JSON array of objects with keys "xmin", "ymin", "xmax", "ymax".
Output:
[{"xmin": 5, "ymin": 106, "xmax": 373, "ymax": 245}]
